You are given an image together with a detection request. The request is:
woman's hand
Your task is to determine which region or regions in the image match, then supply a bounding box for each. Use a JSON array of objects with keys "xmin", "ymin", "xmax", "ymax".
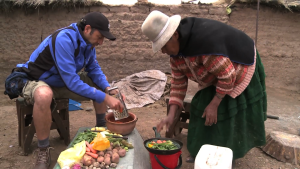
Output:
[
  {"xmin": 202, "ymin": 103, "xmax": 218, "ymax": 126},
  {"xmin": 156, "ymin": 104, "xmax": 178, "ymax": 132},
  {"xmin": 157, "ymin": 115, "xmax": 174, "ymax": 132},
  {"xmin": 202, "ymin": 94, "xmax": 223, "ymax": 126}
]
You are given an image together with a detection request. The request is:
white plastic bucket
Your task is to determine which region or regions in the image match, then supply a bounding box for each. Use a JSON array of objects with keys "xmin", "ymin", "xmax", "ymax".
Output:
[{"xmin": 194, "ymin": 144, "xmax": 233, "ymax": 169}]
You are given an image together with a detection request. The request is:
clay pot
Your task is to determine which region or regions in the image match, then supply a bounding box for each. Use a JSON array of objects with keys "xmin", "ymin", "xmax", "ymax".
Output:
[{"xmin": 105, "ymin": 112, "xmax": 138, "ymax": 135}]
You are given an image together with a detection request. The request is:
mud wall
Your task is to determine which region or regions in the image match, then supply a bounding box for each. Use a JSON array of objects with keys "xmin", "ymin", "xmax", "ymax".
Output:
[
  {"xmin": 228, "ymin": 4, "xmax": 300, "ymax": 93},
  {"xmin": 0, "ymin": 3, "xmax": 299, "ymax": 93},
  {"xmin": 0, "ymin": 3, "xmax": 228, "ymax": 83}
]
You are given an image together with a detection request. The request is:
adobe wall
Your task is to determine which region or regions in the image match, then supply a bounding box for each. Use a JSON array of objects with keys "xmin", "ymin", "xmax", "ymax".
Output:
[{"xmin": 0, "ymin": 3, "xmax": 299, "ymax": 93}]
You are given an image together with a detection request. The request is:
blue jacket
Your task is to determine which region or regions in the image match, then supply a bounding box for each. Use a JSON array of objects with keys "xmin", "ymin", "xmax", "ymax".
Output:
[{"xmin": 17, "ymin": 23, "xmax": 109, "ymax": 103}]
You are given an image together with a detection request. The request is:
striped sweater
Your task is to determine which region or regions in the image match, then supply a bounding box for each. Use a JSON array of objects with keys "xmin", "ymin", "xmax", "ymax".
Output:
[{"xmin": 169, "ymin": 54, "xmax": 256, "ymax": 108}]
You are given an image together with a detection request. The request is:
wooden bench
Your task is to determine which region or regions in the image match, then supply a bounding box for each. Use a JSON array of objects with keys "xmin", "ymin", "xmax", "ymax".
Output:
[
  {"xmin": 16, "ymin": 98, "xmax": 70, "ymax": 155},
  {"xmin": 165, "ymin": 95, "xmax": 193, "ymax": 138}
]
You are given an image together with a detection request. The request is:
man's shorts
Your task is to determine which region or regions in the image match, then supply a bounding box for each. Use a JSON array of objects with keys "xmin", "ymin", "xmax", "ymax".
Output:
[{"xmin": 22, "ymin": 72, "xmax": 102, "ymax": 105}]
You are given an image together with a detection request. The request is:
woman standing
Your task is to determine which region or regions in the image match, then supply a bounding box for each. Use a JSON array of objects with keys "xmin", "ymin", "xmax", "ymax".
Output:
[{"xmin": 141, "ymin": 10, "xmax": 267, "ymax": 162}]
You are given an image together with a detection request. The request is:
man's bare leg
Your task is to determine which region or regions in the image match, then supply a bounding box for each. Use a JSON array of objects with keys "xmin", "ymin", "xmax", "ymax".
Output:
[
  {"xmin": 32, "ymin": 86, "xmax": 53, "ymax": 169},
  {"xmin": 93, "ymin": 101, "xmax": 107, "ymax": 127},
  {"xmin": 33, "ymin": 86, "xmax": 53, "ymax": 142}
]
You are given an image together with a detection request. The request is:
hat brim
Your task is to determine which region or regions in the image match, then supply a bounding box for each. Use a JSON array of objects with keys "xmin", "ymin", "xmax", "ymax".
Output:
[
  {"xmin": 152, "ymin": 15, "xmax": 181, "ymax": 53},
  {"xmin": 99, "ymin": 30, "xmax": 116, "ymax": 41}
]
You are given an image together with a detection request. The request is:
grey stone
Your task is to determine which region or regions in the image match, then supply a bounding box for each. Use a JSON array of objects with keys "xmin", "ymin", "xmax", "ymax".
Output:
[{"xmin": 109, "ymin": 6, "xmax": 130, "ymax": 13}]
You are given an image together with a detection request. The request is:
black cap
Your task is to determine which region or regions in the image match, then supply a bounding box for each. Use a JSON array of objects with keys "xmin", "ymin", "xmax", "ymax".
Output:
[{"xmin": 81, "ymin": 12, "xmax": 116, "ymax": 41}]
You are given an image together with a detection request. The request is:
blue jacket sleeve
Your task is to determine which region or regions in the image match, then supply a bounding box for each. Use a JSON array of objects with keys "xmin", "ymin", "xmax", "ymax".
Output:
[
  {"xmin": 51, "ymin": 32, "xmax": 106, "ymax": 103},
  {"xmin": 85, "ymin": 50, "xmax": 110, "ymax": 91}
]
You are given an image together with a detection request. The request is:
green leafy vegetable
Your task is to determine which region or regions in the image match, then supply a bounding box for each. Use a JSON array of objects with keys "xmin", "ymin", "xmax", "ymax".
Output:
[
  {"xmin": 71, "ymin": 130, "xmax": 97, "ymax": 146},
  {"xmin": 149, "ymin": 140, "xmax": 178, "ymax": 150}
]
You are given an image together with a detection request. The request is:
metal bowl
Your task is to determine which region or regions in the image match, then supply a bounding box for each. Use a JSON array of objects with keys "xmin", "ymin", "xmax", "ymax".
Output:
[{"xmin": 105, "ymin": 112, "xmax": 138, "ymax": 135}]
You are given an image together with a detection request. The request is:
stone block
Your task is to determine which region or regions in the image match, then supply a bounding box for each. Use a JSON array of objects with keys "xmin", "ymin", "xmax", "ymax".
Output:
[
  {"xmin": 190, "ymin": 8, "xmax": 208, "ymax": 15},
  {"xmin": 131, "ymin": 5, "xmax": 150, "ymax": 14},
  {"xmin": 109, "ymin": 53, "xmax": 125, "ymax": 60},
  {"xmin": 132, "ymin": 14, "xmax": 148, "ymax": 21},
  {"xmin": 125, "ymin": 51, "xmax": 140, "ymax": 61},
  {"xmin": 209, "ymin": 8, "xmax": 227, "ymax": 15},
  {"xmin": 109, "ymin": 6, "xmax": 130, "ymax": 13},
  {"xmin": 90, "ymin": 6, "xmax": 110, "ymax": 13},
  {"xmin": 150, "ymin": 6, "xmax": 170, "ymax": 13},
  {"xmin": 170, "ymin": 6, "xmax": 190, "ymax": 14}
]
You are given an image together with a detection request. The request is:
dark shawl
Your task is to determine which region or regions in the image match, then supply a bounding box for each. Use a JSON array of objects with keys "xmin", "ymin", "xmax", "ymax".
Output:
[{"xmin": 173, "ymin": 17, "xmax": 255, "ymax": 65}]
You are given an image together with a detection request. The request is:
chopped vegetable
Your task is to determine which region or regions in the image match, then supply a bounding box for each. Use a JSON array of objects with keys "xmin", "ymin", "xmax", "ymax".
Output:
[
  {"xmin": 72, "ymin": 130, "xmax": 97, "ymax": 146},
  {"xmin": 148, "ymin": 140, "xmax": 178, "ymax": 150}
]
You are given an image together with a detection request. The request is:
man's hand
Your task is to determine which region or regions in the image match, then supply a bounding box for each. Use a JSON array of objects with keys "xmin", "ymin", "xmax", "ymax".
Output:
[
  {"xmin": 104, "ymin": 94, "xmax": 124, "ymax": 111},
  {"xmin": 105, "ymin": 87, "xmax": 126, "ymax": 101}
]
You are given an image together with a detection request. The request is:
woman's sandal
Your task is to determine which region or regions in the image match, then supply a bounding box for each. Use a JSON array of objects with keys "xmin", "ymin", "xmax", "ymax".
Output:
[{"xmin": 186, "ymin": 156, "xmax": 195, "ymax": 163}]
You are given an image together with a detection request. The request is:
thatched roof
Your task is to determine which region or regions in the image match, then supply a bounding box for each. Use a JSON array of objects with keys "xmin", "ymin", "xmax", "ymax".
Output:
[
  {"xmin": 0, "ymin": 0, "xmax": 299, "ymax": 12},
  {"xmin": 237, "ymin": 0, "xmax": 300, "ymax": 11}
]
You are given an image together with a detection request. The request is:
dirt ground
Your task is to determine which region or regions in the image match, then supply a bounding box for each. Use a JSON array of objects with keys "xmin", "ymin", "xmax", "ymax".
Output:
[{"xmin": 0, "ymin": 79, "xmax": 299, "ymax": 169}]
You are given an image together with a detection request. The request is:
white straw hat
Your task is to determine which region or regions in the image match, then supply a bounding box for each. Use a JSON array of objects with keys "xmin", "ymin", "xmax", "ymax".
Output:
[{"xmin": 141, "ymin": 10, "xmax": 181, "ymax": 53}]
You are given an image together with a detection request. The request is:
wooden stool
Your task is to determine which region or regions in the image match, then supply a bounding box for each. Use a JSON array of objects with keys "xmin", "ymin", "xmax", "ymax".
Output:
[
  {"xmin": 165, "ymin": 95, "xmax": 193, "ymax": 138},
  {"xmin": 16, "ymin": 98, "xmax": 70, "ymax": 155}
]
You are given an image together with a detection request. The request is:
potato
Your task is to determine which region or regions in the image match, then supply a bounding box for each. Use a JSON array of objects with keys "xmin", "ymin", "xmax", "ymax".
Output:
[
  {"xmin": 111, "ymin": 153, "xmax": 120, "ymax": 164},
  {"xmin": 83, "ymin": 154, "xmax": 93, "ymax": 166},
  {"xmin": 112, "ymin": 148, "xmax": 118, "ymax": 154},
  {"xmin": 99, "ymin": 163, "xmax": 105, "ymax": 169},
  {"xmin": 118, "ymin": 149, "xmax": 126, "ymax": 157},
  {"xmin": 104, "ymin": 157, "xmax": 111, "ymax": 165},
  {"xmin": 104, "ymin": 153, "xmax": 111, "ymax": 159},
  {"xmin": 106, "ymin": 150, "xmax": 112, "ymax": 156},
  {"xmin": 93, "ymin": 162, "xmax": 100, "ymax": 168},
  {"xmin": 97, "ymin": 156, "xmax": 104, "ymax": 163},
  {"xmin": 91, "ymin": 158, "xmax": 96, "ymax": 164},
  {"xmin": 106, "ymin": 146, "xmax": 112, "ymax": 151},
  {"xmin": 110, "ymin": 163, "xmax": 118, "ymax": 168},
  {"xmin": 105, "ymin": 165, "xmax": 109, "ymax": 169},
  {"xmin": 97, "ymin": 151, "xmax": 105, "ymax": 157},
  {"xmin": 114, "ymin": 146, "xmax": 121, "ymax": 151}
]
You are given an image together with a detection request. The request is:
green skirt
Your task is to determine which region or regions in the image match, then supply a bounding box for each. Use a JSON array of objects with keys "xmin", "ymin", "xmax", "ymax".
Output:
[{"xmin": 187, "ymin": 52, "xmax": 267, "ymax": 160}]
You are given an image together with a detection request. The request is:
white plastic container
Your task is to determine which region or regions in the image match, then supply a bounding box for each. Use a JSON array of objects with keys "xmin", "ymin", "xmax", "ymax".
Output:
[{"xmin": 194, "ymin": 144, "xmax": 233, "ymax": 169}]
